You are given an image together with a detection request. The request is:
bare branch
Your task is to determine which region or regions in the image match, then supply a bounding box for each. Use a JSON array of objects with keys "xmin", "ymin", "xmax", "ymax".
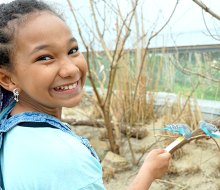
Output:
[
  {"xmin": 202, "ymin": 9, "xmax": 220, "ymax": 41},
  {"xmin": 132, "ymin": 0, "xmax": 179, "ymax": 104},
  {"xmin": 103, "ymin": 0, "xmax": 139, "ymax": 107},
  {"xmin": 89, "ymin": 0, "xmax": 112, "ymax": 62},
  {"xmin": 66, "ymin": 0, "xmax": 87, "ymax": 47},
  {"xmin": 192, "ymin": 0, "xmax": 220, "ymax": 20}
]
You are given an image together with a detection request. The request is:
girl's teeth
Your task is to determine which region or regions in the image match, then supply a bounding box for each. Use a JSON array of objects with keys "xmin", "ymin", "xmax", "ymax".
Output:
[{"xmin": 55, "ymin": 83, "xmax": 77, "ymax": 91}]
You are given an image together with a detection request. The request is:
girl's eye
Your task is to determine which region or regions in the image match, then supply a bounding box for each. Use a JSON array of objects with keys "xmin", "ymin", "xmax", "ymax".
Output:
[
  {"xmin": 36, "ymin": 55, "xmax": 52, "ymax": 62},
  {"xmin": 68, "ymin": 46, "xmax": 79, "ymax": 55}
]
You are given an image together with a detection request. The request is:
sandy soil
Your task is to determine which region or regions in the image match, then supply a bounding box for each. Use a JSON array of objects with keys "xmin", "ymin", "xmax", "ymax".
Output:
[
  {"xmin": 62, "ymin": 105, "xmax": 220, "ymax": 190},
  {"xmin": 103, "ymin": 123, "xmax": 220, "ymax": 190},
  {"xmin": 105, "ymin": 139, "xmax": 220, "ymax": 190}
]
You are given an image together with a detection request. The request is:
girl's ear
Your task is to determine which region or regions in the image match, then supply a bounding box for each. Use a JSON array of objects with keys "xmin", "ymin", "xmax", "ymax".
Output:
[{"xmin": 0, "ymin": 68, "xmax": 16, "ymax": 92}]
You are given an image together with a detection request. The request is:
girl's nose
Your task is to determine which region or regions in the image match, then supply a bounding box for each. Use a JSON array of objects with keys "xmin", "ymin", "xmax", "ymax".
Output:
[{"xmin": 58, "ymin": 58, "xmax": 79, "ymax": 78}]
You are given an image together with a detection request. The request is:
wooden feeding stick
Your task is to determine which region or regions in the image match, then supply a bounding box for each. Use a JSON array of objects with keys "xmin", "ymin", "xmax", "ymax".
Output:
[{"xmin": 165, "ymin": 128, "xmax": 206, "ymax": 154}]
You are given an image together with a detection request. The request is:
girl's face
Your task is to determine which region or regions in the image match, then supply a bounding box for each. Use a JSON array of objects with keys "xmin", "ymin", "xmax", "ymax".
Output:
[{"xmin": 10, "ymin": 11, "xmax": 87, "ymax": 116}]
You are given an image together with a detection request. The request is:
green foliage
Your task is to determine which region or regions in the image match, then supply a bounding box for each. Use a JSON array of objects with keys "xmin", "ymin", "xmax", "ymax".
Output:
[{"xmin": 85, "ymin": 48, "xmax": 220, "ymax": 101}]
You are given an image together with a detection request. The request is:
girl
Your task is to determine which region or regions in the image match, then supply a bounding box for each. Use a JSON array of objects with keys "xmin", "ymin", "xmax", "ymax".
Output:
[{"xmin": 0, "ymin": 0, "xmax": 171, "ymax": 189}]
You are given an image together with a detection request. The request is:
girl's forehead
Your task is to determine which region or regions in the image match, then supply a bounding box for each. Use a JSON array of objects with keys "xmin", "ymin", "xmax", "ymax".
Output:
[
  {"xmin": 14, "ymin": 11, "xmax": 69, "ymax": 39},
  {"xmin": 16, "ymin": 11, "xmax": 60, "ymax": 27}
]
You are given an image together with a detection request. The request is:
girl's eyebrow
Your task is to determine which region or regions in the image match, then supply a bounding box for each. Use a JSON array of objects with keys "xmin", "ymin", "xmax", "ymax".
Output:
[
  {"xmin": 70, "ymin": 37, "xmax": 77, "ymax": 43},
  {"xmin": 29, "ymin": 37, "xmax": 77, "ymax": 55},
  {"xmin": 30, "ymin": 44, "xmax": 49, "ymax": 55}
]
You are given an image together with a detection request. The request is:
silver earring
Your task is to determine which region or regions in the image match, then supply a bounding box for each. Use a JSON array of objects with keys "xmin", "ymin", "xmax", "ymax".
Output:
[{"xmin": 13, "ymin": 88, "xmax": 19, "ymax": 102}]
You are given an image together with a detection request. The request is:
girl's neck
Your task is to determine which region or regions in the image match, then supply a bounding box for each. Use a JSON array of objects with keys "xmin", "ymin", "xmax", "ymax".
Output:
[{"xmin": 11, "ymin": 102, "xmax": 62, "ymax": 119}]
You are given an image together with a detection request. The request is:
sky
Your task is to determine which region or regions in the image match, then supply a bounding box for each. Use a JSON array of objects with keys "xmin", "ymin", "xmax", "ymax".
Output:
[
  {"xmin": 1, "ymin": 0, "xmax": 220, "ymax": 47},
  {"xmin": 47, "ymin": 0, "xmax": 220, "ymax": 47}
]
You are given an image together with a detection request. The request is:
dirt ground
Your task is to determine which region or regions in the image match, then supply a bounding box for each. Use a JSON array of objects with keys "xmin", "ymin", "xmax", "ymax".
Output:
[
  {"xmin": 104, "ymin": 138, "xmax": 220, "ymax": 190},
  {"xmin": 103, "ymin": 122, "xmax": 220, "ymax": 190},
  {"xmin": 62, "ymin": 104, "xmax": 220, "ymax": 190}
]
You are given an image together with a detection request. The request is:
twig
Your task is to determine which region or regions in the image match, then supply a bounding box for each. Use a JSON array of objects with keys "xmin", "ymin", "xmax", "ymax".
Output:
[
  {"xmin": 189, "ymin": 134, "xmax": 210, "ymax": 140},
  {"xmin": 156, "ymin": 179, "xmax": 189, "ymax": 190},
  {"xmin": 126, "ymin": 135, "xmax": 137, "ymax": 165},
  {"xmin": 172, "ymin": 82, "xmax": 199, "ymax": 123},
  {"xmin": 210, "ymin": 137, "xmax": 220, "ymax": 151}
]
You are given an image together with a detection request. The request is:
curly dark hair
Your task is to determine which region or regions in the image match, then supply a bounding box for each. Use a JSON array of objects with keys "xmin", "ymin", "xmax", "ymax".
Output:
[{"xmin": 0, "ymin": 0, "xmax": 61, "ymax": 68}]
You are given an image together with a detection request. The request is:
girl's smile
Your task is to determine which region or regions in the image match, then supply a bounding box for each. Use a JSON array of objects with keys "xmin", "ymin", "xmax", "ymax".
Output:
[{"xmin": 51, "ymin": 81, "xmax": 81, "ymax": 97}]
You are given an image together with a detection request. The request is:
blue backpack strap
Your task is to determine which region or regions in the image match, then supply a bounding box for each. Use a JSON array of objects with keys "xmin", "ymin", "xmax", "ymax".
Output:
[{"xmin": 0, "ymin": 112, "xmax": 100, "ymax": 161}]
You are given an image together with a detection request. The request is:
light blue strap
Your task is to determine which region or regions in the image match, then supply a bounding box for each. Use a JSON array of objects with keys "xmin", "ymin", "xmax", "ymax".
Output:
[
  {"xmin": 0, "ymin": 101, "xmax": 16, "ymax": 149},
  {"xmin": 0, "ymin": 112, "xmax": 100, "ymax": 161}
]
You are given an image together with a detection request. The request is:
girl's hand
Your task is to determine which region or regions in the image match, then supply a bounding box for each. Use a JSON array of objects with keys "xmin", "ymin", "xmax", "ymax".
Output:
[
  {"xmin": 128, "ymin": 149, "xmax": 171, "ymax": 190},
  {"xmin": 143, "ymin": 149, "xmax": 171, "ymax": 179}
]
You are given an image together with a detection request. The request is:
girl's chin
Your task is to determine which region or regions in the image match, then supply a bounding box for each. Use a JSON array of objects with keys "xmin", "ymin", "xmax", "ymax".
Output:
[{"xmin": 64, "ymin": 96, "xmax": 82, "ymax": 108}]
